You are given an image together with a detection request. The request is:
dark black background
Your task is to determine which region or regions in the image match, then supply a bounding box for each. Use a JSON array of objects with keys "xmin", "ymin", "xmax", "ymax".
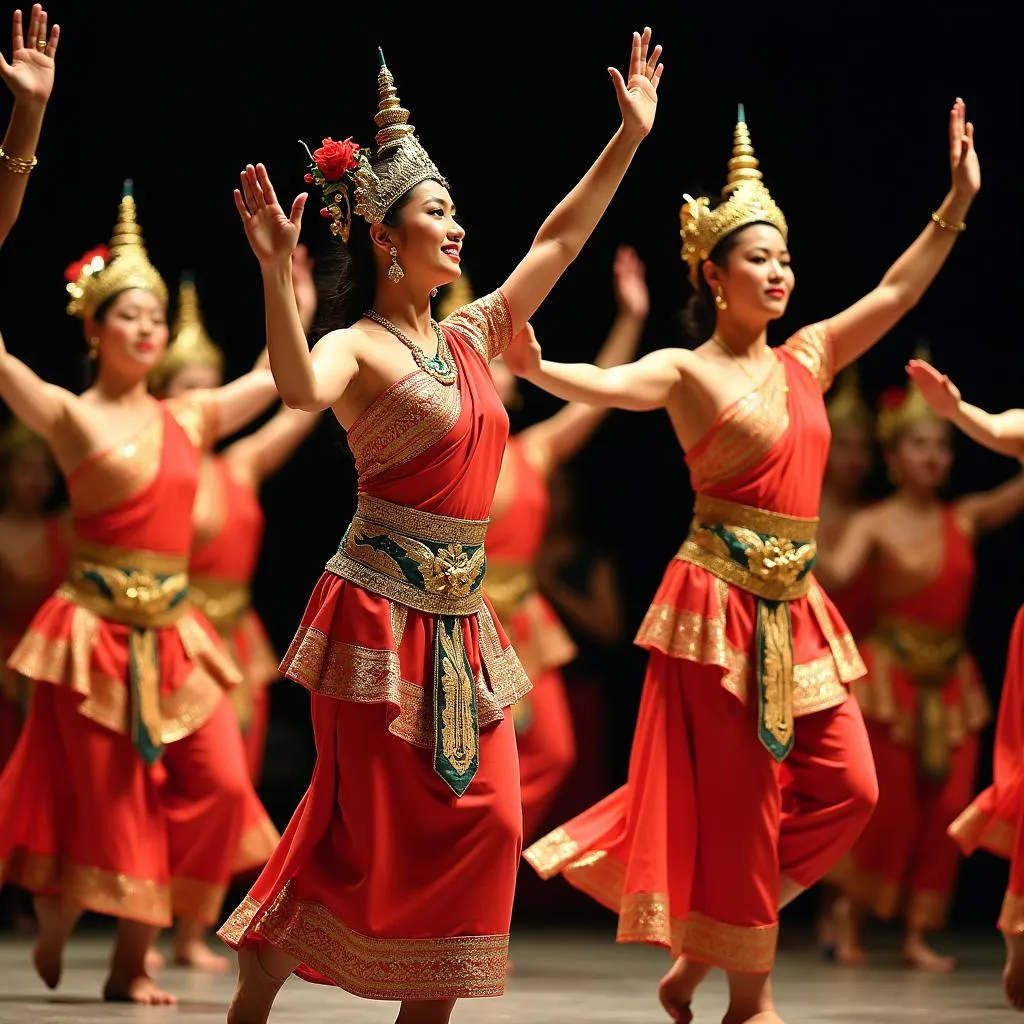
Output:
[{"xmin": 0, "ymin": 2, "xmax": 1020, "ymax": 932}]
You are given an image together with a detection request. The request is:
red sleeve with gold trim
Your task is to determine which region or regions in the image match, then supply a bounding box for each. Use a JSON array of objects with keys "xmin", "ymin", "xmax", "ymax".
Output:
[
  {"xmin": 440, "ymin": 289, "xmax": 513, "ymax": 361},
  {"xmin": 783, "ymin": 322, "xmax": 834, "ymax": 393}
]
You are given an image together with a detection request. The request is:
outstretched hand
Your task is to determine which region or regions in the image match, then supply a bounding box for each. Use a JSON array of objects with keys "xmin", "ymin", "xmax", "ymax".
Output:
[
  {"xmin": 0, "ymin": 4, "xmax": 59, "ymax": 106},
  {"xmin": 613, "ymin": 245, "xmax": 648, "ymax": 318},
  {"xmin": 906, "ymin": 358, "xmax": 961, "ymax": 418},
  {"xmin": 233, "ymin": 163, "xmax": 308, "ymax": 268},
  {"xmin": 948, "ymin": 97, "xmax": 980, "ymax": 199},
  {"xmin": 608, "ymin": 27, "xmax": 664, "ymax": 140},
  {"xmin": 503, "ymin": 323, "xmax": 543, "ymax": 379}
]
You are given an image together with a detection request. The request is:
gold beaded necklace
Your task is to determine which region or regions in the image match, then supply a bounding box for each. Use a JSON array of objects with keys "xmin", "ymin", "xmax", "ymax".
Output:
[
  {"xmin": 710, "ymin": 334, "xmax": 774, "ymax": 389},
  {"xmin": 364, "ymin": 309, "xmax": 457, "ymax": 386}
]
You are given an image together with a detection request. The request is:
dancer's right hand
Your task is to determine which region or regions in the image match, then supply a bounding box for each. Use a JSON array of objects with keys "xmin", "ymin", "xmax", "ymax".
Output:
[
  {"xmin": 233, "ymin": 163, "xmax": 308, "ymax": 268},
  {"xmin": 504, "ymin": 323, "xmax": 543, "ymax": 379},
  {"xmin": 906, "ymin": 358, "xmax": 961, "ymax": 417}
]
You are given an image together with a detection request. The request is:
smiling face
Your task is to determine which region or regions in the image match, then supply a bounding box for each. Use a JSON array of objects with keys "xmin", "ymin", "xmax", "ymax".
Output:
[
  {"xmin": 89, "ymin": 288, "xmax": 169, "ymax": 381},
  {"xmin": 704, "ymin": 223, "xmax": 794, "ymax": 327}
]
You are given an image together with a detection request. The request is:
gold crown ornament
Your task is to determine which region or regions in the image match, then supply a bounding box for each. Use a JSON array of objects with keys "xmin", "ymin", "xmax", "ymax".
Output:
[
  {"xmin": 302, "ymin": 48, "xmax": 449, "ymax": 242},
  {"xmin": 876, "ymin": 343, "xmax": 943, "ymax": 445},
  {"xmin": 827, "ymin": 364, "xmax": 873, "ymax": 430},
  {"xmin": 435, "ymin": 272, "xmax": 475, "ymax": 321},
  {"xmin": 680, "ymin": 105, "xmax": 789, "ymax": 288},
  {"xmin": 149, "ymin": 272, "xmax": 224, "ymax": 392},
  {"xmin": 65, "ymin": 180, "xmax": 168, "ymax": 320}
]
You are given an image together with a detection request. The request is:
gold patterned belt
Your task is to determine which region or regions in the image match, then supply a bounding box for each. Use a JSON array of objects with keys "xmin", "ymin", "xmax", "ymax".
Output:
[
  {"xmin": 677, "ymin": 494, "xmax": 819, "ymax": 762},
  {"xmin": 326, "ymin": 494, "xmax": 489, "ymax": 797},
  {"xmin": 58, "ymin": 540, "xmax": 190, "ymax": 765},
  {"xmin": 483, "ymin": 560, "xmax": 536, "ymax": 623},
  {"xmin": 190, "ymin": 576, "xmax": 252, "ymax": 634},
  {"xmin": 873, "ymin": 617, "xmax": 965, "ymax": 780}
]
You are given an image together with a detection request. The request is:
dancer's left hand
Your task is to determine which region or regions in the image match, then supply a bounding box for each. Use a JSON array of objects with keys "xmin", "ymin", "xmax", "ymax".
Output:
[
  {"xmin": 0, "ymin": 5, "xmax": 59, "ymax": 106},
  {"xmin": 948, "ymin": 97, "xmax": 980, "ymax": 199}
]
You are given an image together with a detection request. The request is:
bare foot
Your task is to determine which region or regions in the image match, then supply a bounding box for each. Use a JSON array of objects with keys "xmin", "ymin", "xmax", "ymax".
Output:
[
  {"xmin": 659, "ymin": 957, "xmax": 710, "ymax": 1021},
  {"xmin": 103, "ymin": 973, "xmax": 178, "ymax": 1005},
  {"xmin": 901, "ymin": 934, "xmax": 957, "ymax": 973},
  {"xmin": 227, "ymin": 945, "xmax": 292, "ymax": 1024},
  {"xmin": 173, "ymin": 938, "xmax": 230, "ymax": 972},
  {"xmin": 31, "ymin": 897, "xmax": 67, "ymax": 989},
  {"xmin": 832, "ymin": 897, "xmax": 868, "ymax": 967},
  {"xmin": 144, "ymin": 947, "xmax": 166, "ymax": 972},
  {"xmin": 1003, "ymin": 931, "xmax": 1024, "ymax": 1010}
]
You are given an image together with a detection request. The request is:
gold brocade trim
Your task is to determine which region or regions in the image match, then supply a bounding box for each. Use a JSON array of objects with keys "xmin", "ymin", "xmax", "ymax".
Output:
[
  {"xmin": 806, "ymin": 583, "xmax": 867, "ymax": 683},
  {"xmin": 220, "ymin": 884, "xmax": 509, "ymax": 999},
  {"xmin": 171, "ymin": 877, "xmax": 228, "ymax": 926},
  {"xmin": 353, "ymin": 494, "xmax": 490, "ymax": 547},
  {"xmin": 693, "ymin": 495, "xmax": 819, "ymax": 537},
  {"xmin": 906, "ymin": 889, "xmax": 952, "ymax": 931},
  {"xmin": 347, "ymin": 374, "xmax": 461, "ymax": 481},
  {"xmin": 441, "ymin": 289, "xmax": 514, "ymax": 361},
  {"xmin": 688, "ymin": 358, "xmax": 790, "ymax": 492},
  {"xmin": 1, "ymin": 849, "xmax": 171, "ymax": 926},
  {"xmin": 948, "ymin": 803, "xmax": 1014, "ymax": 858},
  {"xmin": 874, "ymin": 617, "xmax": 965, "ymax": 678},
  {"xmin": 791, "ymin": 652, "xmax": 850, "ymax": 716},
  {"xmin": 560, "ymin": 850, "xmax": 777, "ymax": 972},
  {"xmin": 523, "ymin": 826, "xmax": 581, "ymax": 879},
  {"xmin": 1000, "ymin": 892, "xmax": 1024, "ymax": 935},
  {"xmin": 784, "ymin": 321, "xmax": 834, "ymax": 392},
  {"xmin": 189, "ymin": 576, "xmax": 252, "ymax": 632},
  {"xmin": 482, "ymin": 559, "xmax": 536, "ymax": 622}
]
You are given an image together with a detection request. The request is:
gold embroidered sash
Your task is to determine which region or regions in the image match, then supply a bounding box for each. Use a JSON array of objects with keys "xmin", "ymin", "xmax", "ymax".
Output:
[
  {"xmin": 677, "ymin": 495, "xmax": 819, "ymax": 762},
  {"xmin": 190, "ymin": 577, "xmax": 252, "ymax": 633},
  {"xmin": 58, "ymin": 540, "xmax": 190, "ymax": 764},
  {"xmin": 872, "ymin": 617, "xmax": 965, "ymax": 780},
  {"xmin": 325, "ymin": 495, "xmax": 488, "ymax": 797},
  {"xmin": 482, "ymin": 560, "xmax": 536, "ymax": 624}
]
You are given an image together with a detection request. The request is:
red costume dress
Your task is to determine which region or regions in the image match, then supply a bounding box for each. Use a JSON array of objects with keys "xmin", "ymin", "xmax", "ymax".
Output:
[
  {"xmin": 486, "ymin": 435, "xmax": 578, "ymax": 840},
  {"xmin": 190, "ymin": 455, "xmax": 279, "ymax": 783},
  {"xmin": 0, "ymin": 515, "xmax": 69, "ymax": 769},
  {"xmin": 836, "ymin": 506, "xmax": 989, "ymax": 930},
  {"xmin": 949, "ymin": 605, "xmax": 1024, "ymax": 935},
  {"xmin": 525, "ymin": 325, "xmax": 877, "ymax": 974},
  {"xmin": 0, "ymin": 396, "xmax": 278, "ymax": 927},
  {"xmin": 218, "ymin": 293, "xmax": 531, "ymax": 1000},
  {"xmin": 826, "ymin": 559, "xmax": 876, "ymax": 643}
]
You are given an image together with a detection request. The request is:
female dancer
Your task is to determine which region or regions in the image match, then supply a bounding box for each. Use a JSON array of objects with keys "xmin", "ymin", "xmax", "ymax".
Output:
[
  {"xmin": 0, "ymin": 4, "xmax": 57, "ymax": 247},
  {"xmin": 446, "ymin": 245, "xmax": 648, "ymax": 842},
  {"xmin": 0, "ymin": 182, "xmax": 281, "ymax": 1004},
  {"xmin": 144, "ymin": 256, "xmax": 320, "ymax": 973},
  {"xmin": 819, "ymin": 368, "xmax": 1024, "ymax": 970},
  {"xmin": 513, "ymin": 99, "xmax": 979, "ymax": 1023},
  {"xmin": 217, "ymin": 30, "xmax": 663, "ymax": 1024},
  {"xmin": 905, "ymin": 355, "xmax": 1024, "ymax": 1007}
]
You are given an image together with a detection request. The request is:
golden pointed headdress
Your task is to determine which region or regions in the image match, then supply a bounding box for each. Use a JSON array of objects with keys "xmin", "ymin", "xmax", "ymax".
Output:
[
  {"xmin": 827, "ymin": 364, "xmax": 873, "ymax": 430},
  {"xmin": 149, "ymin": 272, "xmax": 224, "ymax": 393},
  {"xmin": 876, "ymin": 342, "xmax": 943, "ymax": 445},
  {"xmin": 435, "ymin": 272, "xmax": 475, "ymax": 321},
  {"xmin": 303, "ymin": 50, "xmax": 448, "ymax": 241},
  {"xmin": 65, "ymin": 180, "xmax": 168, "ymax": 320},
  {"xmin": 680, "ymin": 105, "xmax": 788, "ymax": 288}
]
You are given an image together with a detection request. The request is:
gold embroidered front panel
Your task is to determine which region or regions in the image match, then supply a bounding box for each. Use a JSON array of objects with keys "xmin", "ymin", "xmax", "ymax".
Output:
[
  {"xmin": 688, "ymin": 359, "xmax": 790, "ymax": 491},
  {"xmin": 347, "ymin": 374, "xmax": 460, "ymax": 480},
  {"xmin": 225, "ymin": 883, "xmax": 509, "ymax": 1000},
  {"xmin": 783, "ymin": 321, "xmax": 834, "ymax": 392},
  {"xmin": 440, "ymin": 290, "xmax": 514, "ymax": 361},
  {"xmin": 69, "ymin": 412, "xmax": 164, "ymax": 517}
]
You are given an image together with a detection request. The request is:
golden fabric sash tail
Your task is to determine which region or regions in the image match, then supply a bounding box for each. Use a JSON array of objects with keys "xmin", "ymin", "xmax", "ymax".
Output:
[
  {"xmin": 58, "ymin": 540, "xmax": 190, "ymax": 763},
  {"xmin": 324, "ymin": 495, "xmax": 488, "ymax": 796},
  {"xmin": 482, "ymin": 560, "xmax": 536, "ymax": 622},
  {"xmin": 190, "ymin": 576, "xmax": 252, "ymax": 633},
  {"xmin": 676, "ymin": 495, "xmax": 818, "ymax": 761},
  {"xmin": 872, "ymin": 617, "xmax": 965, "ymax": 780}
]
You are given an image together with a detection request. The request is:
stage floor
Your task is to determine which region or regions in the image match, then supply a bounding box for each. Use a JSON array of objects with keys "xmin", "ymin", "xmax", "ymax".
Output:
[{"xmin": 0, "ymin": 924, "xmax": 1016, "ymax": 1022}]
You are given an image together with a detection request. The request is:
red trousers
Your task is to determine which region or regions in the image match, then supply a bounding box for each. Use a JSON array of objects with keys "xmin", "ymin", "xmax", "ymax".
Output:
[
  {"xmin": 514, "ymin": 667, "xmax": 577, "ymax": 842},
  {"xmin": 839, "ymin": 720, "xmax": 979, "ymax": 930},
  {"xmin": 0, "ymin": 684, "xmax": 275, "ymax": 927},
  {"xmin": 525, "ymin": 656, "xmax": 878, "ymax": 973}
]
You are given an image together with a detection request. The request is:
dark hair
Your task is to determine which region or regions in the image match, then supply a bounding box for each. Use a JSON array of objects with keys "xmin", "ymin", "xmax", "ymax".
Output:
[{"xmin": 678, "ymin": 225, "xmax": 748, "ymax": 347}]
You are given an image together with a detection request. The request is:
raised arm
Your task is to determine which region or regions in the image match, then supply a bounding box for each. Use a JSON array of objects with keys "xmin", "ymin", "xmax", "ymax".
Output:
[
  {"xmin": 813, "ymin": 508, "xmax": 879, "ymax": 592},
  {"xmin": 907, "ymin": 358, "xmax": 1024, "ymax": 460},
  {"xmin": 499, "ymin": 29, "xmax": 663, "ymax": 333},
  {"xmin": 956, "ymin": 467, "xmax": 1024, "ymax": 538},
  {"xmin": 827, "ymin": 99, "xmax": 980, "ymax": 373},
  {"xmin": 0, "ymin": 5, "xmax": 57, "ymax": 247},
  {"xmin": 518, "ymin": 246, "xmax": 648, "ymax": 468},
  {"xmin": 234, "ymin": 164, "xmax": 358, "ymax": 412},
  {"xmin": 0, "ymin": 328, "xmax": 73, "ymax": 447},
  {"xmin": 224, "ymin": 405, "xmax": 321, "ymax": 486}
]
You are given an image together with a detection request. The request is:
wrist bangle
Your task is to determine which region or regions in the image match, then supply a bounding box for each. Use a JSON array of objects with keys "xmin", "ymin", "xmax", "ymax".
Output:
[
  {"xmin": 0, "ymin": 145, "xmax": 38, "ymax": 174},
  {"xmin": 931, "ymin": 210, "xmax": 966, "ymax": 234}
]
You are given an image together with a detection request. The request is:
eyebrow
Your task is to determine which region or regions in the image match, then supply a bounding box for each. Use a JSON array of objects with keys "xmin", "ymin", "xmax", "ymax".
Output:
[{"xmin": 749, "ymin": 245, "xmax": 790, "ymax": 256}]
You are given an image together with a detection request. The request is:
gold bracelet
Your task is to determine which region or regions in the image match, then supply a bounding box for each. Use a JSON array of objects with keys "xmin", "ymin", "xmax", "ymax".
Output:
[
  {"xmin": 0, "ymin": 145, "xmax": 38, "ymax": 174},
  {"xmin": 931, "ymin": 210, "xmax": 966, "ymax": 234}
]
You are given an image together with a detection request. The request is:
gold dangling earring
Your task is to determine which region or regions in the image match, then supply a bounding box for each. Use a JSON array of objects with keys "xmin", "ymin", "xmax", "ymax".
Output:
[
  {"xmin": 387, "ymin": 246, "xmax": 404, "ymax": 284},
  {"xmin": 88, "ymin": 337, "xmax": 99, "ymax": 361},
  {"xmin": 431, "ymin": 287, "xmax": 438, "ymax": 298},
  {"xmin": 715, "ymin": 286, "xmax": 728, "ymax": 311}
]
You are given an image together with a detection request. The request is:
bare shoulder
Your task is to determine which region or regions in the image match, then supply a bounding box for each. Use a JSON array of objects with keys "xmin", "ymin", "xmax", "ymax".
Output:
[{"xmin": 311, "ymin": 325, "xmax": 365, "ymax": 357}]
